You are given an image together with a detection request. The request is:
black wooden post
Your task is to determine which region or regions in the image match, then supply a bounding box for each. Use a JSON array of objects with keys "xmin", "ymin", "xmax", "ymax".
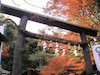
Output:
[
  {"xmin": 80, "ymin": 31, "xmax": 93, "ymax": 75},
  {"xmin": 12, "ymin": 16, "xmax": 28, "ymax": 75}
]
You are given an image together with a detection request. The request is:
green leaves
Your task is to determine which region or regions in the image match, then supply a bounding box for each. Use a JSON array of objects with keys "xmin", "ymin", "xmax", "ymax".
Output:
[
  {"xmin": 95, "ymin": 0, "xmax": 100, "ymax": 8},
  {"xmin": 29, "ymin": 51, "xmax": 55, "ymax": 62},
  {"xmin": 2, "ymin": 24, "xmax": 17, "ymax": 71}
]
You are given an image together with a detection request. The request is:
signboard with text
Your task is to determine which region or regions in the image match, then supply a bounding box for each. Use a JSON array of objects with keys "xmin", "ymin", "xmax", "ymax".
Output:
[{"xmin": 91, "ymin": 44, "xmax": 100, "ymax": 72}]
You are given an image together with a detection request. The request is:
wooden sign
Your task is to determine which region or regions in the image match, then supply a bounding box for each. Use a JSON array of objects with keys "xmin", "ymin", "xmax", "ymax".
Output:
[{"xmin": 91, "ymin": 44, "xmax": 100, "ymax": 72}]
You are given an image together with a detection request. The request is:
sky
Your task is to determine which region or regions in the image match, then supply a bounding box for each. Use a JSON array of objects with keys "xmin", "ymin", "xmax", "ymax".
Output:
[{"xmin": 1, "ymin": 0, "xmax": 49, "ymax": 34}]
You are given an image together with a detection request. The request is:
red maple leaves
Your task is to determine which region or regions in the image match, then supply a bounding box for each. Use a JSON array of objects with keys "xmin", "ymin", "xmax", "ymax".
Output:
[
  {"xmin": 45, "ymin": 0, "xmax": 100, "ymax": 29},
  {"xmin": 40, "ymin": 55, "xmax": 85, "ymax": 75},
  {"xmin": 2, "ymin": 43, "xmax": 9, "ymax": 57}
]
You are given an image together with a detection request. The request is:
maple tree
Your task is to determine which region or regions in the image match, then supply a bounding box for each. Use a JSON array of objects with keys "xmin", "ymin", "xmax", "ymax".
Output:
[
  {"xmin": 40, "ymin": 55, "xmax": 85, "ymax": 75},
  {"xmin": 45, "ymin": 0, "xmax": 100, "ymax": 29},
  {"xmin": 2, "ymin": 43, "xmax": 9, "ymax": 57}
]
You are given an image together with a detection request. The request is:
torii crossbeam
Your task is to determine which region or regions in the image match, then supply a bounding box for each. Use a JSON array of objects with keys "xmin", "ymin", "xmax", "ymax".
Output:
[{"xmin": 2, "ymin": 4, "xmax": 98, "ymax": 36}]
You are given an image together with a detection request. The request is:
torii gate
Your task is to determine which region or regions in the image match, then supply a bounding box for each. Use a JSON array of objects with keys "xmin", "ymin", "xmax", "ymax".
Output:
[{"xmin": 0, "ymin": 2, "xmax": 99, "ymax": 75}]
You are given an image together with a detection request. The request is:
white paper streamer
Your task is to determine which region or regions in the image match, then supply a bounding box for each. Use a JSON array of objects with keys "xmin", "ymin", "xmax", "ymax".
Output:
[
  {"xmin": 62, "ymin": 49, "xmax": 65, "ymax": 56},
  {"xmin": 73, "ymin": 45, "xmax": 78, "ymax": 56},
  {"xmin": 43, "ymin": 41, "xmax": 47, "ymax": 52},
  {"xmin": 55, "ymin": 42, "xmax": 59, "ymax": 55}
]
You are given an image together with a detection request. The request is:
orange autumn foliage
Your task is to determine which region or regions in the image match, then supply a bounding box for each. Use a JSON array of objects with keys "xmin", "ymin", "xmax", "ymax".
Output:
[
  {"xmin": 2, "ymin": 43, "xmax": 9, "ymax": 57},
  {"xmin": 63, "ymin": 32, "xmax": 81, "ymax": 42},
  {"xmin": 45, "ymin": 0, "xmax": 100, "ymax": 29},
  {"xmin": 40, "ymin": 55, "xmax": 85, "ymax": 75}
]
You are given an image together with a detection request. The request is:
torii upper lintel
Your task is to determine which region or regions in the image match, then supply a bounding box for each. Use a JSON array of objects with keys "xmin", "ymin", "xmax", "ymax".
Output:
[{"xmin": 1, "ymin": 4, "xmax": 98, "ymax": 36}]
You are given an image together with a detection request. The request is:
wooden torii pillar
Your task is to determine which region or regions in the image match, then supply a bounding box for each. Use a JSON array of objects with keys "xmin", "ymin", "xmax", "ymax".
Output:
[
  {"xmin": 1, "ymin": 4, "xmax": 98, "ymax": 75},
  {"xmin": 80, "ymin": 32, "xmax": 93, "ymax": 75},
  {"xmin": 12, "ymin": 16, "xmax": 28, "ymax": 75}
]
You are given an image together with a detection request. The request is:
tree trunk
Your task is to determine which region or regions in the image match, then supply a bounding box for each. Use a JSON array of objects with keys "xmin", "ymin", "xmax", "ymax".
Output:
[
  {"xmin": 12, "ymin": 16, "xmax": 28, "ymax": 75},
  {"xmin": 80, "ymin": 31, "xmax": 93, "ymax": 75}
]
